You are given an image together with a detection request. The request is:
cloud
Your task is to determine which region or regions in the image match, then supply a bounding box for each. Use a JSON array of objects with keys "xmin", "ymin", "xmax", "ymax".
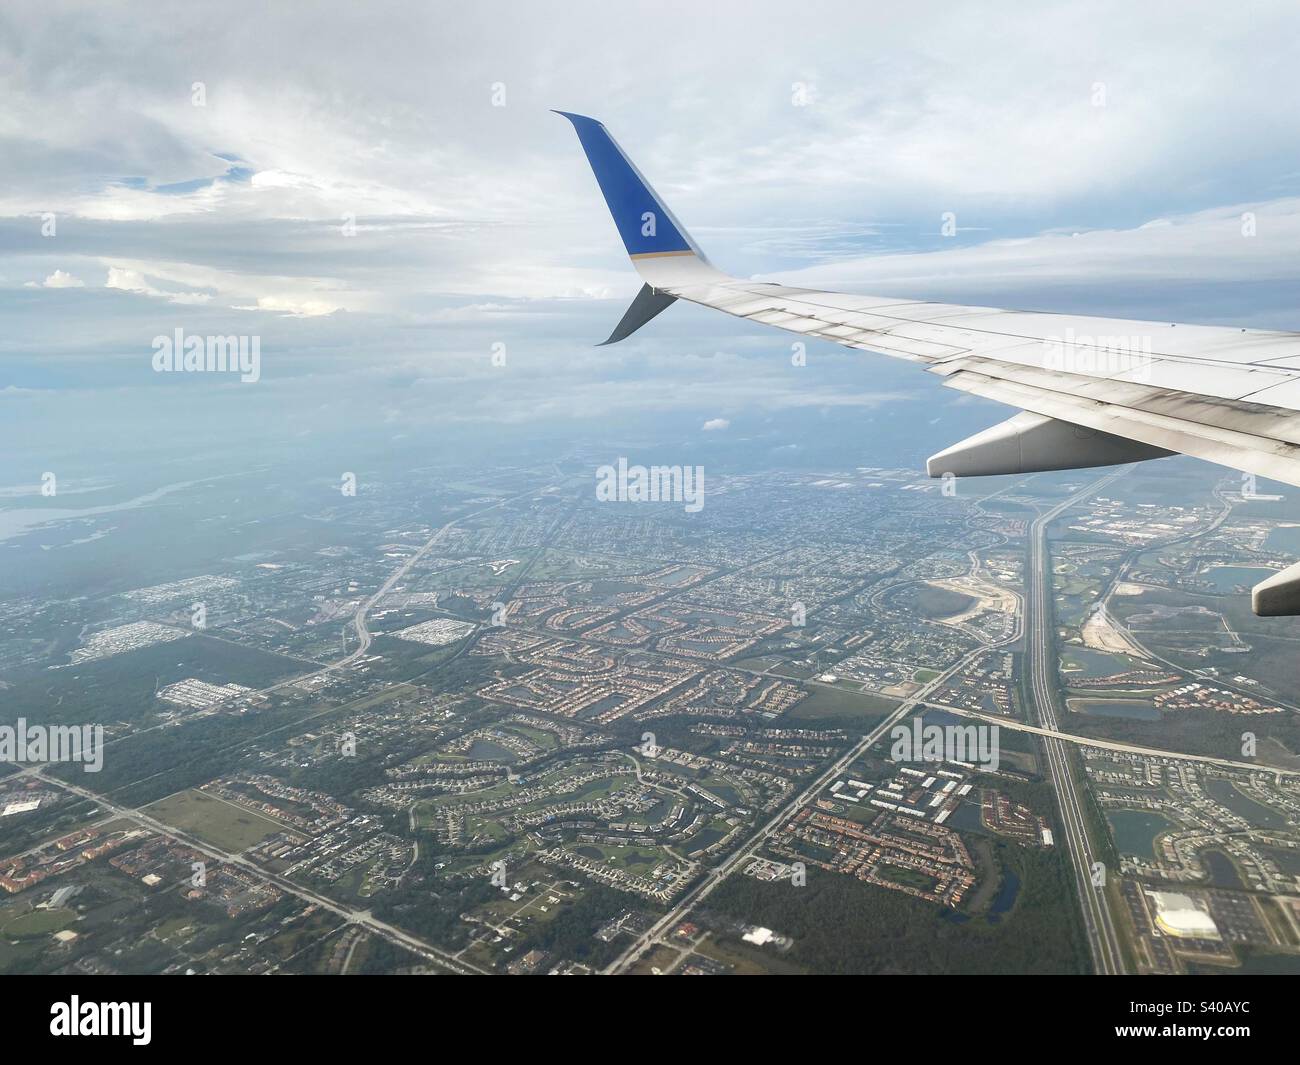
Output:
[
  {"xmin": 701, "ymin": 417, "xmax": 730, "ymax": 431},
  {"xmin": 4, "ymin": 0, "xmax": 1300, "ymax": 468},
  {"xmin": 772, "ymin": 199, "xmax": 1300, "ymax": 296},
  {"xmin": 105, "ymin": 265, "xmax": 211, "ymax": 305},
  {"xmin": 41, "ymin": 269, "xmax": 84, "ymax": 288},
  {"xmin": 746, "ymin": 198, "xmax": 1300, "ymax": 334},
  {"xmin": 237, "ymin": 294, "xmax": 339, "ymax": 317},
  {"xmin": 102, "ymin": 259, "xmax": 359, "ymax": 314}
]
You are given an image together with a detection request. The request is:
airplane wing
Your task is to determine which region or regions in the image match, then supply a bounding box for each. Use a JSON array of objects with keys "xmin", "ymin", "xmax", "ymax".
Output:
[{"xmin": 557, "ymin": 111, "xmax": 1300, "ymax": 615}]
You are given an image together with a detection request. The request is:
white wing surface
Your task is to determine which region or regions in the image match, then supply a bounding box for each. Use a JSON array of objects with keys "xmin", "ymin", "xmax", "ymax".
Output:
[{"xmin": 558, "ymin": 111, "xmax": 1300, "ymax": 615}]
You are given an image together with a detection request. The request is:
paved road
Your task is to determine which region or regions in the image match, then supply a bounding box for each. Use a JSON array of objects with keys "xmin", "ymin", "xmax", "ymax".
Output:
[
  {"xmin": 305, "ymin": 488, "xmax": 538, "ymax": 689},
  {"xmin": 1025, "ymin": 472, "xmax": 1127, "ymax": 976},
  {"xmin": 45, "ymin": 773, "xmax": 487, "ymax": 975},
  {"xmin": 934, "ymin": 703, "xmax": 1300, "ymax": 779},
  {"xmin": 90, "ymin": 489, "xmax": 543, "ymax": 800},
  {"xmin": 3, "ymin": 490, "xmax": 551, "ymax": 973},
  {"xmin": 606, "ymin": 634, "xmax": 1020, "ymax": 974}
]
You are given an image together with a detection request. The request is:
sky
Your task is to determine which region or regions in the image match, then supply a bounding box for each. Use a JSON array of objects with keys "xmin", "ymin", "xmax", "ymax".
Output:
[{"xmin": 5, "ymin": 0, "xmax": 1300, "ymax": 483}]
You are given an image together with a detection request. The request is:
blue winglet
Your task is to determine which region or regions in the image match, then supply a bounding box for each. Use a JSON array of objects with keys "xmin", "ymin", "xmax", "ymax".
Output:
[{"xmin": 554, "ymin": 111, "xmax": 701, "ymax": 260}]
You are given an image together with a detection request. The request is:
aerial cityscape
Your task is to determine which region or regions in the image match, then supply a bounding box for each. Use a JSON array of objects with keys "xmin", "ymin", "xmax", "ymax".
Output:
[
  {"xmin": 4, "ymin": 6, "xmax": 1300, "ymax": 1030},
  {"xmin": 3, "ymin": 454, "xmax": 1299, "ymax": 976}
]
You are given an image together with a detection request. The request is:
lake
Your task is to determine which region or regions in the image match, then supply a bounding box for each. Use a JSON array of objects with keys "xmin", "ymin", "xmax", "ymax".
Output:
[
  {"xmin": 1106, "ymin": 809, "xmax": 1175, "ymax": 858},
  {"xmin": 1059, "ymin": 647, "xmax": 1148, "ymax": 678},
  {"xmin": 1201, "ymin": 565, "xmax": 1279, "ymax": 593}
]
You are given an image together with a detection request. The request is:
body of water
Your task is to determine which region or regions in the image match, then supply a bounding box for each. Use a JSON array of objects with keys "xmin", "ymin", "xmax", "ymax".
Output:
[
  {"xmin": 987, "ymin": 870, "xmax": 1021, "ymax": 921},
  {"xmin": 1201, "ymin": 565, "xmax": 1278, "ymax": 593},
  {"xmin": 1204, "ymin": 778, "xmax": 1289, "ymax": 829},
  {"xmin": 1059, "ymin": 647, "xmax": 1146, "ymax": 678},
  {"xmin": 1264, "ymin": 525, "xmax": 1300, "ymax": 555},
  {"xmin": 1106, "ymin": 809, "xmax": 1175, "ymax": 858}
]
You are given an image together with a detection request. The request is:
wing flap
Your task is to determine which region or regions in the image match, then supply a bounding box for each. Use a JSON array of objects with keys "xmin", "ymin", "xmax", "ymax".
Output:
[{"xmin": 939, "ymin": 367, "xmax": 1300, "ymax": 486}]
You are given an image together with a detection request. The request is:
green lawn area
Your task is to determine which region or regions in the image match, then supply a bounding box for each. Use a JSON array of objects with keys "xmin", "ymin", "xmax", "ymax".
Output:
[
  {"xmin": 144, "ymin": 789, "xmax": 293, "ymax": 852},
  {"xmin": 786, "ymin": 685, "xmax": 896, "ymax": 726},
  {"xmin": 568, "ymin": 842, "xmax": 663, "ymax": 870},
  {"xmin": 0, "ymin": 937, "xmax": 46, "ymax": 972},
  {"xmin": 627, "ymin": 943, "xmax": 683, "ymax": 975},
  {"xmin": 1, "ymin": 906, "xmax": 76, "ymax": 938}
]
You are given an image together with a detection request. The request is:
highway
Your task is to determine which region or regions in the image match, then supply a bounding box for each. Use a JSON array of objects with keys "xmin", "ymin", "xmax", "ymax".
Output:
[
  {"xmin": 304, "ymin": 487, "xmax": 538, "ymax": 687},
  {"xmin": 1025, "ymin": 472, "xmax": 1127, "ymax": 975},
  {"xmin": 7, "ymin": 473, "xmax": 1162, "ymax": 976},
  {"xmin": 606, "ymin": 490, "xmax": 1038, "ymax": 974}
]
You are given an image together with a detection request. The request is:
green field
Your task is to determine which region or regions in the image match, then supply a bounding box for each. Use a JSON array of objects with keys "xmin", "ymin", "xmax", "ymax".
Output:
[
  {"xmin": 905, "ymin": 584, "xmax": 977, "ymax": 619},
  {"xmin": 145, "ymin": 789, "xmax": 292, "ymax": 851},
  {"xmin": 786, "ymin": 685, "xmax": 896, "ymax": 727},
  {"xmin": 568, "ymin": 842, "xmax": 663, "ymax": 870},
  {"xmin": 1, "ymin": 907, "xmax": 76, "ymax": 938}
]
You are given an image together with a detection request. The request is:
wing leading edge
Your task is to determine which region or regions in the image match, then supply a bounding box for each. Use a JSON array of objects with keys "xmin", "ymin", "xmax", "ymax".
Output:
[{"xmin": 557, "ymin": 111, "xmax": 1300, "ymax": 615}]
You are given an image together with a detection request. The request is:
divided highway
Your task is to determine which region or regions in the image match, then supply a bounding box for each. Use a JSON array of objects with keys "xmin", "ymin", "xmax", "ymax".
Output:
[{"xmin": 1025, "ymin": 473, "xmax": 1127, "ymax": 975}]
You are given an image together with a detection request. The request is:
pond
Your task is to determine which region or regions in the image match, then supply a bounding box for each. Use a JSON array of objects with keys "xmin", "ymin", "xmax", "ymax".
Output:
[
  {"xmin": 1265, "ymin": 524, "xmax": 1300, "ymax": 556},
  {"xmin": 466, "ymin": 738, "xmax": 516, "ymax": 762},
  {"xmin": 986, "ymin": 870, "xmax": 1021, "ymax": 922},
  {"xmin": 1204, "ymin": 778, "xmax": 1289, "ymax": 830},
  {"xmin": 1106, "ymin": 809, "xmax": 1175, "ymax": 858},
  {"xmin": 1201, "ymin": 849, "xmax": 1246, "ymax": 890},
  {"xmin": 1059, "ymin": 647, "xmax": 1147, "ymax": 678},
  {"xmin": 1200, "ymin": 565, "xmax": 1278, "ymax": 593}
]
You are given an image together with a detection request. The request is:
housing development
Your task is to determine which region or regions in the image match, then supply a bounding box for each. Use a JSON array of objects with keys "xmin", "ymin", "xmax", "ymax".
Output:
[{"xmin": 2, "ymin": 456, "xmax": 1300, "ymax": 976}]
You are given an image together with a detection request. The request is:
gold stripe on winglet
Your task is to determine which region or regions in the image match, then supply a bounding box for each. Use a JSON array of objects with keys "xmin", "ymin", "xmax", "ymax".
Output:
[{"xmin": 628, "ymin": 250, "xmax": 699, "ymax": 260}]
